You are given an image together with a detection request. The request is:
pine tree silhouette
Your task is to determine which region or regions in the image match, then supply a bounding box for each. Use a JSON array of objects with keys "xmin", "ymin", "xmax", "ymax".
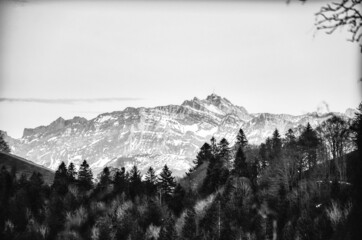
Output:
[
  {"xmin": 129, "ymin": 165, "xmax": 143, "ymax": 199},
  {"xmin": 113, "ymin": 167, "xmax": 128, "ymax": 195},
  {"xmin": 77, "ymin": 160, "xmax": 93, "ymax": 191},
  {"xmin": 271, "ymin": 129, "xmax": 282, "ymax": 162},
  {"xmin": 299, "ymin": 123, "xmax": 320, "ymax": 170},
  {"xmin": 53, "ymin": 162, "xmax": 68, "ymax": 195},
  {"xmin": 67, "ymin": 162, "xmax": 77, "ymax": 183},
  {"xmin": 145, "ymin": 167, "xmax": 157, "ymax": 196},
  {"xmin": 158, "ymin": 165, "xmax": 176, "ymax": 204}
]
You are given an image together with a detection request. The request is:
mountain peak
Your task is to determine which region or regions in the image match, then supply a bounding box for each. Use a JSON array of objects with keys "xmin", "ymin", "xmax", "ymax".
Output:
[
  {"xmin": 205, "ymin": 93, "xmax": 232, "ymax": 106},
  {"xmin": 53, "ymin": 117, "xmax": 65, "ymax": 123},
  {"xmin": 206, "ymin": 93, "xmax": 222, "ymax": 102},
  {"xmin": 182, "ymin": 94, "xmax": 229, "ymax": 106}
]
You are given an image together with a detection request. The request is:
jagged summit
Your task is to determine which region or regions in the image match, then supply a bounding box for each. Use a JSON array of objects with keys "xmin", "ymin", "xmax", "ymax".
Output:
[
  {"xmin": 205, "ymin": 93, "xmax": 231, "ymax": 104},
  {"xmin": 181, "ymin": 94, "xmax": 249, "ymax": 120},
  {"xmin": 184, "ymin": 93, "xmax": 231, "ymax": 105},
  {"xmin": 206, "ymin": 93, "xmax": 222, "ymax": 102},
  {"xmin": 49, "ymin": 117, "xmax": 66, "ymax": 128}
]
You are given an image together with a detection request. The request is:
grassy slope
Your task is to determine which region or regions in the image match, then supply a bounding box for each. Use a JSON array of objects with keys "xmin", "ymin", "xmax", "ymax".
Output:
[{"xmin": 0, "ymin": 151, "xmax": 54, "ymax": 184}]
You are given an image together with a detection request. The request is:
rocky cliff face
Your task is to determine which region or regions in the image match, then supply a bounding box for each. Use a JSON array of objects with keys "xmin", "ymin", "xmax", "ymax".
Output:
[{"xmin": 5, "ymin": 94, "xmax": 349, "ymax": 176}]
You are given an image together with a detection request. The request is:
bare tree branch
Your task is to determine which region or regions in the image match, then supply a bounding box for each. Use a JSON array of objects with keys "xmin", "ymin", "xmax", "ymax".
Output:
[{"xmin": 315, "ymin": 0, "xmax": 362, "ymax": 51}]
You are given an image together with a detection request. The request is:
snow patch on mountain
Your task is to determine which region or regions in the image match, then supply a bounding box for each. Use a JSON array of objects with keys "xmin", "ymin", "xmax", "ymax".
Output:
[{"xmin": 5, "ymin": 94, "xmax": 353, "ymax": 176}]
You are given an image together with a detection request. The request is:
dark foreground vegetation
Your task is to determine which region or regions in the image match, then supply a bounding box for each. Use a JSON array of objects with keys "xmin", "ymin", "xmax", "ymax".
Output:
[{"xmin": 1, "ymin": 103, "xmax": 362, "ymax": 240}]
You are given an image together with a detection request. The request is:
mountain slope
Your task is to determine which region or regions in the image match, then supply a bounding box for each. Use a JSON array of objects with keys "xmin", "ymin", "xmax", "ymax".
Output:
[
  {"xmin": 5, "ymin": 94, "xmax": 352, "ymax": 176},
  {"xmin": 0, "ymin": 151, "xmax": 55, "ymax": 184}
]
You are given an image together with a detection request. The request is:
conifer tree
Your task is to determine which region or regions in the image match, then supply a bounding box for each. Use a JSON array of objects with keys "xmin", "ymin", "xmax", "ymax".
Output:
[
  {"xmin": 99, "ymin": 166, "xmax": 111, "ymax": 189},
  {"xmin": 113, "ymin": 167, "xmax": 128, "ymax": 195},
  {"xmin": 202, "ymin": 139, "xmax": 231, "ymax": 194},
  {"xmin": 271, "ymin": 129, "xmax": 282, "ymax": 162},
  {"xmin": 234, "ymin": 129, "xmax": 249, "ymax": 178},
  {"xmin": 77, "ymin": 160, "xmax": 93, "ymax": 191},
  {"xmin": 158, "ymin": 165, "xmax": 176, "ymax": 203},
  {"xmin": 192, "ymin": 142, "xmax": 212, "ymax": 169},
  {"xmin": 236, "ymin": 128, "xmax": 248, "ymax": 148},
  {"xmin": 218, "ymin": 138, "xmax": 231, "ymax": 168},
  {"xmin": 210, "ymin": 136, "xmax": 218, "ymax": 156},
  {"xmin": 55, "ymin": 162, "xmax": 67, "ymax": 178},
  {"xmin": 67, "ymin": 162, "xmax": 77, "ymax": 183},
  {"xmin": 0, "ymin": 132, "xmax": 11, "ymax": 153},
  {"xmin": 284, "ymin": 129, "xmax": 297, "ymax": 147},
  {"xmin": 53, "ymin": 162, "xmax": 68, "ymax": 195},
  {"xmin": 145, "ymin": 167, "xmax": 157, "ymax": 196},
  {"xmin": 145, "ymin": 166, "xmax": 157, "ymax": 184},
  {"xmin": 129, "ymin": 165, "xmax": 143, "ymax": 199},
  {"xmin": 233, "ymin": 145, "xmax": 249, "ymax": 178},
  {"xmin": 299, "ymin": 123, "xmax": 320, "ymax": 170}
]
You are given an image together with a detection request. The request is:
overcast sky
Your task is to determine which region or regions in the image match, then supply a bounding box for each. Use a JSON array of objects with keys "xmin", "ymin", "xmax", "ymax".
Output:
[{"xmin": 0, "ymin": 0, "xmax": 361, "ymax": 138}]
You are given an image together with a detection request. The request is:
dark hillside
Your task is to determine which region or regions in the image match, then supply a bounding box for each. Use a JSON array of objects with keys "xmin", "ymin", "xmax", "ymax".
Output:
[{"xmin": 0, "ymin": 151, "xmax": 54, "ymax": 184}]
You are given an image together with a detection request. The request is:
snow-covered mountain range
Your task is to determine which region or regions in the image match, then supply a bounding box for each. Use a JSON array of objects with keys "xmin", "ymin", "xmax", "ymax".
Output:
[{"xmin": 4, "ymin": 94, "xmax": 356, "ymax": 176}]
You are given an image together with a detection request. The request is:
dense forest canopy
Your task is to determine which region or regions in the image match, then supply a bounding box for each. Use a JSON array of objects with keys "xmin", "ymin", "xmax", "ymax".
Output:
[{"xmin": 1, "ymin": 104, "xmax": 361, "ymax": 240}]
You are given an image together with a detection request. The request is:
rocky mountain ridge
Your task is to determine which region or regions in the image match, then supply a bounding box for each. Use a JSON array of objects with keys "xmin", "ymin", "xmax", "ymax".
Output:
[{"xmin": 4, "ymin": 94, "xmax": 355, "ymax": 176}]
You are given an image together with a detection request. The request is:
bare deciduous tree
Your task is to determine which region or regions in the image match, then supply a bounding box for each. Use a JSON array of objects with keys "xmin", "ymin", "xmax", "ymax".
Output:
[
  {"xmin": 315, "ymin": 0, "xmax": 362, "ymax": 51},
  {"xmin": 317, "ymin": 115, "xmax": 354, "ymax": 180},
  {"xmin": 317, "ymin": 116, "xmax": 354, "ymax": 159}
]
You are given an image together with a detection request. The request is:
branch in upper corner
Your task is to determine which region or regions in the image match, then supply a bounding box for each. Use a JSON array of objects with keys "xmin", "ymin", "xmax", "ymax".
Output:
[{"xmin": 315, "ymin": 0, "xmax": 362, "ymax": 52}]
